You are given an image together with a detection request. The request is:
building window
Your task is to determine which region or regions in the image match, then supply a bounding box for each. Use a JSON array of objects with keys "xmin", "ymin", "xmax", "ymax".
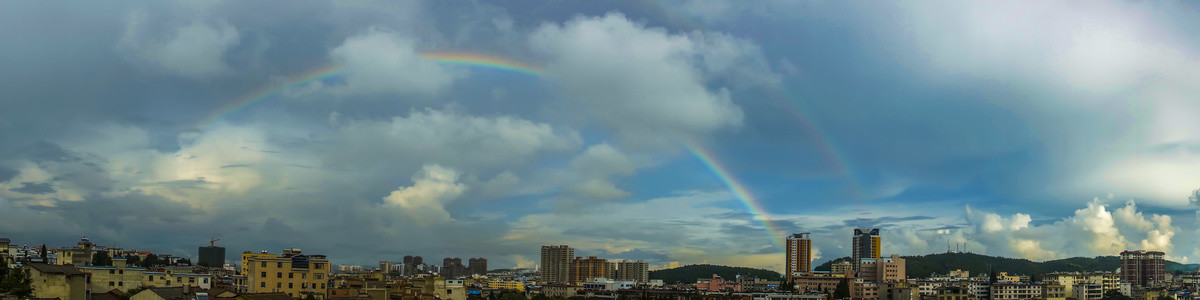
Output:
[
  {"xmin": 277, "ymin": 283, "xmax": 282, "ymax": 288},
  {"xmin": 288, "ymin": 273, "xmax": 293, "ymax": 279},
  {"xmin": 261, "ymin": 262, "xmax": 267, "ymax": 267},
  {"xmin": 203, "ymin": 278, "xmax": 208, "ymax": 284},
  {"xmin": 321, "ymin": 283, "xmax": 325, "ymax": 289},
  {"xmin": 316, "ymin": 274, "xmax": 323, "ymax": 280},
  {"xmin": 277, "ymin": 262, "xmax": 283, "ymax": 268},
  {"xmin": 277, "ymin": 272, "xmax": 282, "ymax": 278},
  {"xmin": 110, "ymin": 270, "xmax": 115, "ymax": 274},
  {"xmin": 119, "ymin": 270, "xmax": 123, "ymax": 275},
  {"xmin": 302, "ymin": 283, "xmax": 307, "ymax": 289},
  {"xmin": 189, "ymin": 278, "xmax": 195, "ymax": 283},
  {"xmin": 109, "ymin": 281, "xmax": 115, "ymax": 286},
  {"xmin": 301, "ymin": 273, "xmax": 306, "ymax": 279},
  {"xmin": 261, "ymin": 272, "xmax": 267, "ymax": 278},
  {"xmin": 288, "ymin": 283, "xmax": 293, "ymax": 288},
  {"xmin": 261, "ymin": 282, "xmax": 266, "ymax": 288},
  {"xmin": 148, "ymin": 276, "xmax": 153, "ymax": 281},
  {"xmin": 119, "ymin": 282, "xmax": 124, "ymax": 287}
]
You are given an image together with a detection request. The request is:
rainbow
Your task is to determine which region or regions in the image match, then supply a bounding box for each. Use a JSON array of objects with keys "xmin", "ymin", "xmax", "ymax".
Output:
[
  {"xmin": 423, "ymin": 51, "xmax": 542, "ymax": 76},
  {"xmin": 685, "ymin": 142, "xmax": 786, "ymax": 249},
  {"xmin": 193, "ymin": 49, "xmax": 855, "ymax": 252},
  {"xmin": 763, "ymin": 87, "xmax": 863, "ymax": 201},
  {"xmin": 196, "ymin": 51, "xmax": 543, "ymax": 128}
]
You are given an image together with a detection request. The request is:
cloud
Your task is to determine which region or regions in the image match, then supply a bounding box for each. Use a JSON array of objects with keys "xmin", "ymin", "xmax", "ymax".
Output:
[
  {"xmin": 329, "ymin": 28, "xmax": 459, "ymax": 95},
  {"xmin": 10, "ymin": 182, "xmax": 56, "ymax": 195},
  {"xmin": 530, "ymin": 13, "xmax": 772, "ymax": 148},
  {"xmin": 887, "ymin": 0, "xmax": 1200, "ymax": 207},
  {"xmin": 118, "ymin": 11, "xmax": 240, "ymax": 78},
  {"xmin": 955, "ymin": 198, "xmax": 1176, "ymax": 261},
  {"xmin": 382, "ymin": 164, "xmax": 467, "ymax": 223},
  {"xmin": 324, "ymin": 107, "xmax": 581, "ymax": 172}
]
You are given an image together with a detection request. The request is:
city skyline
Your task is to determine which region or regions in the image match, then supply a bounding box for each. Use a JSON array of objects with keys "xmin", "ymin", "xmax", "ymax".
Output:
[{"xmin": 3, "ymin": 0, "xmax": 1200, "ymax": 272}]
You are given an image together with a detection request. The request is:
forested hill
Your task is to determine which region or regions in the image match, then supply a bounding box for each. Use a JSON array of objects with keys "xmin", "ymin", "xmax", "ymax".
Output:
[
  {"xmin": 649, "ymin": 264, "xmax": 782, "ymax": 284},
  {"xmin": 814, "ymin": 252, "xmax": 1199, "ymax": 279}
]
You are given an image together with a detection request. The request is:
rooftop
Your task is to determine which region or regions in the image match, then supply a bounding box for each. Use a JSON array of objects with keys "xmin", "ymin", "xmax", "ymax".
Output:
[{"xmin": 27, "ymin": 263, "xmax": 87, "ymax": 275}]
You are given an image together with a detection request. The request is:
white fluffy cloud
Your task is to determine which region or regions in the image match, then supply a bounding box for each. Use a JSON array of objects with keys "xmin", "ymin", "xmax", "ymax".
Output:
[
  {"xmin": 956, "ymin": 199, "xmax": 1176, "ymax": 261},
  {"xmin": 329, "ymin": 28, "xmax": 459, "ymax": 95},
  {"xmin": 382, "ymin": 164, "xmax": 468, "ymax": 223},
  {"xmin": 530, "ymin": 13, "xmax": 768, "ymax": 147},
  {"xmin": 118, "ymin": 11, "xmax": 240, "ymax": 78},
  {"xmin": 897, "ymin": 1, "xmax": 1200, "ymax": 207},
  {"xmin": 325, "ymin": 108, "xmax": 581, "ymax": 171},
  {"xmin": 565, "ymin": 143, "xmax": 636, "ymax": 200}
]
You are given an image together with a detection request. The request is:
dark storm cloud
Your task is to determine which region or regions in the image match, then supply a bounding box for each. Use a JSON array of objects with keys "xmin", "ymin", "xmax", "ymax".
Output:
[{"xmin": 11, "ymin": 182, "xmax": 56, "ymax": 194}]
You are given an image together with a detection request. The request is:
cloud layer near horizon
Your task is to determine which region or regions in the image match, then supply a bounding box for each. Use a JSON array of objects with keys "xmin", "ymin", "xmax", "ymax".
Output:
[{"xmin": 1, "ymin": 0, "xmax": 1199, "ymax": 270}]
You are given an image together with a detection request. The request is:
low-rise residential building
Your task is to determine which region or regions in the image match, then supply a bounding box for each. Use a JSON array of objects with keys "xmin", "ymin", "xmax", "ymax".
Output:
[
  {"xmin": 990, "ymin": 283, "xmax": 1042, "ymax": 300},
  {"xmin": 488, "ymin": 280, "xmax": 526, "ymax": 291},
  {"xmin": 241, "ymin": 249, "xmax": 330, "ymax": 298},
  {"xmin": 932, "ymin": 285, "xmax": 976, "ymax": 300},
  {"xmin": 794, "ymin": 271, "xmax": 849, "ymax": 295},
  {"xmin": 28, "ymin": 263, "xmax": 91, "ymax": 300},
  {"xmin": 696, "ymin": 274, "xmax": 741, "ymax": 292},
  {"xmin": 581, "ymin": 278, "xmax": 634, "ymax": 291},
  {"xmin": 852, "ymin": 279, "xmax": 879, "ymax": 300},
  {"xmin": 81, "ymin": 262, "xmax": 213, "ymax": 293},
  {"xmin": 858, "ymin": 255, "xmax": 906, "ymax": 284},
  {"xmin": 540, "ymin": 284, "xmax": 582, "ymax": 298},
  {"xmin": 1042, "ymin": 284, "xmax": 1067, "ymax": 300},
  {"xmin": 1044, "ymin": 272, "xmax": 1122, "ymax": 300},
  {"xmin": 881, "ymin": 282, "xmax": 918, "ymax": 300}
]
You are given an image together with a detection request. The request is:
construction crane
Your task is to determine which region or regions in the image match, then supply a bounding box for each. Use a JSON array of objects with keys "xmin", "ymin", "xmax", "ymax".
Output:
[{"xmin": 209, "ymin": 238, "xmax": 221, "ymax": 247}]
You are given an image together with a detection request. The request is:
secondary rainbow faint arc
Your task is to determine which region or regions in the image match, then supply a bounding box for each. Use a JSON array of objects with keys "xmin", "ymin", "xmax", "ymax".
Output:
[
  {"xmin": 686, "ymin": 143, "xmax": 786, "ymax": 249},
  {"xmin": 196, "ymin": 51, "xmax": 543, "ymax": 128}
]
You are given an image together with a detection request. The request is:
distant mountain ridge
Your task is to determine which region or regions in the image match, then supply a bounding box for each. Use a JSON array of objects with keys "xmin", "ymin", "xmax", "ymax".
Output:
[
  {"xmin": 814, "ymin": 252, "xmax": 1199, "ymax": 279},
  {"xmin": 649, "ymin": 264, "xmax": 783, "ymax": 284}
]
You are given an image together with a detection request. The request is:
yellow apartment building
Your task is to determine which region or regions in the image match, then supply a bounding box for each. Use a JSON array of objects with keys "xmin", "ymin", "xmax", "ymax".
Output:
[{"xmin": 242, "ymin": 249, "xmax": 330, "ymax": 298}]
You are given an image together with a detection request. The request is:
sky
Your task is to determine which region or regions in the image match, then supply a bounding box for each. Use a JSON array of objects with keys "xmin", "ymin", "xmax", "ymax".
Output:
[{"xmin": 2, "ymin": 0, "xmax": 1200, "ymax": 271}]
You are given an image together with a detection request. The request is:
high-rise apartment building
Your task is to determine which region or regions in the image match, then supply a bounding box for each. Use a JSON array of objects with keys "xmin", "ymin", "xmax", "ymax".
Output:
[
  {"xmin": 570, "ymin": 256, "xmax": 610, "ymax": 283},
  {"xmin": 379, "ymin": 261, "xmax": 394, "ymax": 274},
  {"xmin": 1120, "ymin": 250, "xmax": 1165, "ymax": 288},
  {"xmin": 615, "ymin": 260, "xmax": 649, "ymax": 283},
  {"xmin": 540, "ymin": 245, "xmax": 574, "ymax": 283},
  {"xmin": 852, "ymin": 228, "xmax": 881, "ymax": 274},
  {"xmin": 241, "ymin": 248, "xmax": 329, "ymax": 298},
  {"xmin": 785, "ymin": 233, "xmax": 813, "ymax": 281},
  {"xmin": 403, "ymin": 255, "xmax": 424, "ymax": 276},
  {"xmin": 469, "ymin": 258, "xmax": 487, "ymax": 275},
  {"xmin": 443, "ymin": 257, "xmax": 465, "ymax": 278},
  {"xmin": 198, "ymin": 246, "xmax": 225, "ymax": 268}
]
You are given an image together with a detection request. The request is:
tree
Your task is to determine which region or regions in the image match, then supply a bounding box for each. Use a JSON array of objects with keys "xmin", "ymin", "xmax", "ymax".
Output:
[
  {"xmin": 1101, "ymin": 290, "xmax": 1133, "ymax": 300},
  {"xmin": 0, "ymin": 266, "xmax": 33, "ymax": 298},
  {"xmin": 304, "ymin": 293, "xmax": 318, "ymax": 300},
  {"xmin": 833, "ymin": 279, "xmax": 850, "ymax": 300},
  {"xmin": 779, "ymin": 280, "xmax": 795, "ymax": 291},
  {"xmin": 126, "ymin": 256, "xmax": 142, "ymax": 267},
  {"xmin": 142, "ymin": 254, "xmax": 159, "ymax": 268},
  {"xmin": 498, "ymin": 291, "xmax": 525, "ymax": 300},
  {"xmin": 93, "ymin": 251, "xmax": 113, "ymax": 266},
  {"xmin": 1155, "ymin": 296, "xmax": 1173, "ymax": 300},
  {"xmin": 0, "ymin": 255, "xmax": 9, "ymax": 279}
]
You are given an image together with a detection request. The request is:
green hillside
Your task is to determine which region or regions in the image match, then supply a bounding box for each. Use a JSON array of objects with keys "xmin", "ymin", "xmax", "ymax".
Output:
[
  {"xmin": 649, "ymin": 264, "xmax": 782, "ymax": 284},
  {"xmin": 815, "ymin": 252, "xmax": 1196, "ymax": 279}
]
